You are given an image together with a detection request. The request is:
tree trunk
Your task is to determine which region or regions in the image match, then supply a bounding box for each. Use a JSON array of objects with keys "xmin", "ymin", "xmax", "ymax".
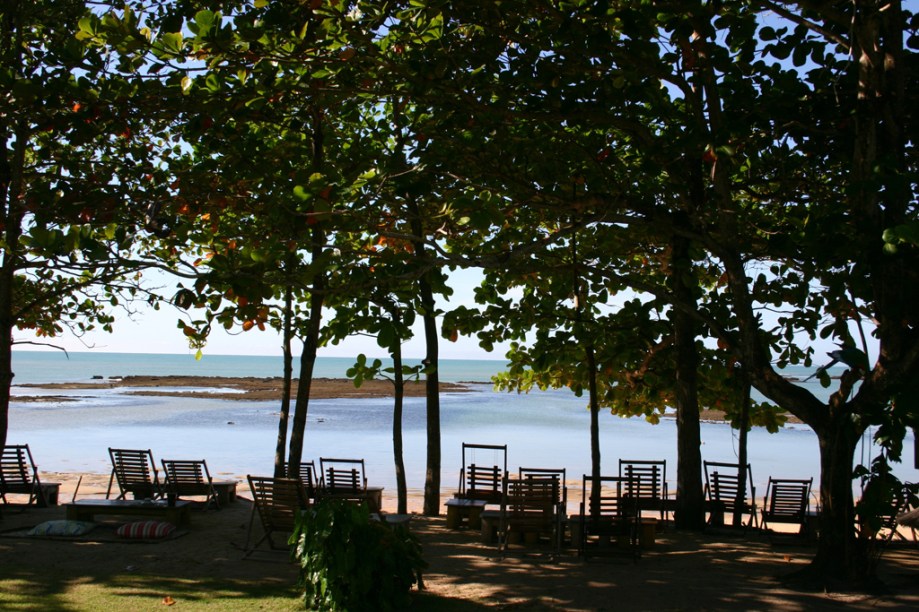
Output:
[
  {"xmin": 672, "ymin": 232, "xmax": 704, "ymax": 530},
  {"xmin": 419, "ymin": 276, "xmax": 441, "ymax": 516},
  {"xmin": 392, "ymin": 337, "xmax": 408, "ymax": 515},
  {"xmin": 288, "ymin": 108, "xmax": 327, "ymax": 478},
  {"xmin": 273, "ymin": 283, "xmax": 294, "ymax": 478},
  {"xmin": 0, "ymin": 308, "xmax": 12, "ymax": 451},
  {"xmin": 804, "ymin": 420, "xmax": 872, "ymax": 587},
  {"xmin": 287, "ymin": 285, "xmax": 323, "ymax": 476},
  {"xmin": 0, "ymin": 5, "xmax": 26, "ymax": 449},
  {"xmin": 733, "ymin": 379, "xmax": 751, "ymax": 528},
  {"xmin": 586, "ymin": 343, "xmax": 602, "ymax": 519},
  {"xmin": 406, "ymin": 197, "xmax": 442, "ymax": 516}
]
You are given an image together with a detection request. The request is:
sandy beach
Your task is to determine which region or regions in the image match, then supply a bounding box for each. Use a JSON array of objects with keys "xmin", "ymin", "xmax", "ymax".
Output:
[{"xmin": 2, "ymin": 471, "xmax": 919, "ymax": 610}]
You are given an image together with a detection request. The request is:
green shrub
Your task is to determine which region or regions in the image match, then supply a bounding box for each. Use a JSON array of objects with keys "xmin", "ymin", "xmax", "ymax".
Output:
[{"xmin": 290, "ymin": 499, "xmax": 426, "ymax": 611}]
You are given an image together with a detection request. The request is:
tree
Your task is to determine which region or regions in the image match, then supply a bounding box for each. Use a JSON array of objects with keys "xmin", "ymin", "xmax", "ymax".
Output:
[
  {"xmin": 390, "ymin": 0, "xmax": 918, "ymax": 585},
  {"xmin": 0, "ymin": 0, "xmax": 182, "ymax": 447}
]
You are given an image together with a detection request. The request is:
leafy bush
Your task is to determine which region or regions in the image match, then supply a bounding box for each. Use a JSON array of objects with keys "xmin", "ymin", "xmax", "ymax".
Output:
[{"xmin": 290, "ymin": 499, "xmax": 426, "ymax": 611}]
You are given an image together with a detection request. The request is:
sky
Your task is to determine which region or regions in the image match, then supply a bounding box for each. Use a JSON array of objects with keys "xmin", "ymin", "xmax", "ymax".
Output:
[
  {"xmin": 13, "ymin": 267, "xmax": 510, "ymax": 361},
  {"xmin": 13, "ymin": 265, "xmax": 849, "ymax": 364}
]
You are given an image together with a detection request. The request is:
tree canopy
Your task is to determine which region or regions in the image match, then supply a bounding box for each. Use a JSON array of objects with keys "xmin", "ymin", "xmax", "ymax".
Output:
[{"xmin": 2, "ymin": 0, "xmax": 916, "ymax": 587}]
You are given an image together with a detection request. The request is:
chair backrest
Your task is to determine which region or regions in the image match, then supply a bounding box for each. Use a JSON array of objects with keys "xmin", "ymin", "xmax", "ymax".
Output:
[
  {"xmin": 0, "ymin": 445, "xmax": 41, "ymax": 504},
  {"xmin": 519, "ymin": 467, "xmax": 567, "ymax": 508},
  {"xmin": 109, "ymin": 448, "xmax": 160, "ymax": 499},
  {"xmin": 619, "ymin": 459, "xmax": 666, "ymax": 502},
  {"xmin": 1, "ymin": 445, "xmax": 35, "ymax": 488},
  {"xmin": 458, "ymin": 443, "xmax": 507, "ymax": 502},
  {"xmin": 581, "ymin": 475, "xmax": 629, "ymax": 521},
  {"xmin": 247, "ymin": 475, "xmax": 310, "ymax": 534},
  {"xmin": 319, "ymin": 458, "xmax": 366, "ymax": 493},
  {"xmin": 161, "ymin": 459, "xmax": 212, "ymax": 495},
  {"xmin": 704, "ymin": 461, "xmax": 755, "ymax": 505},
  {"xmin": 464, "ymin": 464, "xmax": 503, "ymax": 502},
  {"xmin": 283, "ymin": 461, "xmax": 318, "ymax": 499},
  {"xmin": 764, "ymin": 477, "xmax": 812, "ymax": 520},
  {"xmin": 504, "ymin": 477, "xmax": 557, "ymax": 522}
]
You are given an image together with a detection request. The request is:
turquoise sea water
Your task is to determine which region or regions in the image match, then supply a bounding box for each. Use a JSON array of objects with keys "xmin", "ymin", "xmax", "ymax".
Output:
[{"xmin": 8, "ymin": 351, "xmax": 917, "ymax": 505}]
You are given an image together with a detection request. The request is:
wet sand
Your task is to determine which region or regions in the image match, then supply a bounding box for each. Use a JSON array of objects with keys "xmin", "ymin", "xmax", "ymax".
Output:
[{"xmin": 15, "ymin": 375, "xmax": 470, "ymax": 402}]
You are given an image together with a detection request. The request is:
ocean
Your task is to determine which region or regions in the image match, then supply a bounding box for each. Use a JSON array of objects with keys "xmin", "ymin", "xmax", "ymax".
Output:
[{"xmin": 8, "ymin": 351, "xmax": 917, "ymax": 504}]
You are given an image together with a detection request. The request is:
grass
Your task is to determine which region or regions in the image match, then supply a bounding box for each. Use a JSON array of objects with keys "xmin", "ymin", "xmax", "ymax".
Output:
[
  {"xmin": 0, "ymin": 573, "xmax": 303, "ymax": 611},
  {"xmin": 0, "ymin": 569, "xmax": 484, "ymax": 611}
]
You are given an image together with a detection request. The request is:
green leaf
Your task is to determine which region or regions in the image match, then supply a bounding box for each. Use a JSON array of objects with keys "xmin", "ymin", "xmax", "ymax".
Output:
[{"xmin": 194, "ymin": 10, "xmax": 218, "ymax": 36}]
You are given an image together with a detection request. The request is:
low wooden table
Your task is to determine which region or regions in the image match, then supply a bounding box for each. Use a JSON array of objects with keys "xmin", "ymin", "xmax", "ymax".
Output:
[
  {"xmin": 38, "ymin": 483, "xmax": 61, "ymax": 507},
  {"xmin": 65, "ymin": 499, "xmax": 192, "ymax": 526},
  {"xmin": 445, "ymin": 498, "xmax": 488, "ymax": 530},
  {"xmin": 213, "ymin": 481, "xmax": 237, "ymax": 505},
  {"xmin": 320, "ymin": 487, "xmax": 384, "ymax": 513}
]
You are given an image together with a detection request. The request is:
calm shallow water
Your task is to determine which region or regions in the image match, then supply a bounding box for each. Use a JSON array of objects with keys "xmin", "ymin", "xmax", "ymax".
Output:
[{"xmin": 9, "ymin": 351, "xmax": 917, "ymax": 500}]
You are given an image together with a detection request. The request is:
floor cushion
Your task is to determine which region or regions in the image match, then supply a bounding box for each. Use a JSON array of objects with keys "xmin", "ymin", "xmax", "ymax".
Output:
[
  {"xmin": 28, "ymin": 520, "xmax": 96, "ymax": 537},
  {"xmin": 115, "ymin": 520, "xmax": 177, "ymax": 540}
]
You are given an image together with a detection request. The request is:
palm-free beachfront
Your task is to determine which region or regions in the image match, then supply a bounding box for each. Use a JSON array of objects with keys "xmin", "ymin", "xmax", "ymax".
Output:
[{"xmin": 5, "ymin": 352, "xmax": 919, "ymax": 609}]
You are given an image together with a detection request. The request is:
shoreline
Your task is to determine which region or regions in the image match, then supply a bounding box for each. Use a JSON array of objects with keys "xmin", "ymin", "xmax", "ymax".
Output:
[{"xmin": 13, "ymin": 374, "xmax": 804, "ymax": 424}]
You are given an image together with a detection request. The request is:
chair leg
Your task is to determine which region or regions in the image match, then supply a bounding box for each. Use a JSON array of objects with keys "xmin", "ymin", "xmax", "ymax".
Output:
[
  {"xmin": 243, "ymin": 532, "xmax": 271, "ymax": 559},
  {"xmin": 243, "ymin": 503, "xmax": 257, "ymax": 555},
  {"xmin": 105, "ymin": 470, "xmax": 115, "ymax": 499}
]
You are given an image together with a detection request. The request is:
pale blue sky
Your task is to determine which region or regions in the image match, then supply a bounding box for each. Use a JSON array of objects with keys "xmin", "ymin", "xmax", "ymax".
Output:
[
  {"xmin": 14, "ymin": 267, "xmax": 507, "ymax": 361},
  {"xmin": 15, "ymin": 266, "xmax": 850, "ymax": 365}
]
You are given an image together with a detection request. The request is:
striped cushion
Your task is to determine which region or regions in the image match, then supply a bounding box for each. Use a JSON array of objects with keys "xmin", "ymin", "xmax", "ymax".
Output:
[{"xmin": 115, "ymin": 520, "xmax": 176, "ymax": 539}]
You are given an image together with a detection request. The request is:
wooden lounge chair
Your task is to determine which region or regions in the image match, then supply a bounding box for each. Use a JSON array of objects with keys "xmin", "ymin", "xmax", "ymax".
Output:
[
  {"xmin": 1, "ymin": 444, "xmax": 59, "ymax": 507},
  {"xmin": 619, "ymin": 459, "xmax": 669, "ymax": 520},
  {"xmin": 498, "ymin": 475, "xmax": 562, "ymax": 553},
  {"xmin": 283, "ymin": 460, "xmax": 319, "ymax": 503},
  {"xmin": 456, "ymin": 443, "xmax": 507, "ymax": 505},
  {"xmin": 889, "ymin": 484, "xmax": 918, "ymax": 544},
  {"xmin": 245, "ymin": 475, "xmax": 310, "ymax": 557},
  {"xmin": 859, "ymin": 482, "xmax": 918, "ymax": 548},
  {"xmin": 761, "ymin": 477, "xmax": 812, "ymax": 541},
  {"xmin": 319, "ymin": 457, "xmax": 368, "ymax": 505},
  {"xmin": 577, "ymin": 474, "xmax": 639, "ymax": 560},
  {"xmin": 161, "ymin": 459, "xmax": 220, "ymax": 509},
  {"xmin": 107, "ymin": 448, "xmax": 163, "ymax": 500},
  {"xmin": 519, "ymin": 467, "xmax": 567, "ymax": 550},
  {"xmin": 704, "ymin": 460, "xmax": 758, "ymax": 529}
]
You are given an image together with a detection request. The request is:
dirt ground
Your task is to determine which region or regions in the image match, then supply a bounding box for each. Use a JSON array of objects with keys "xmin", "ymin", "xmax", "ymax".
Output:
[{"xmin": 2, "ymin": 473, "xmax": 918, "ymax": 611}]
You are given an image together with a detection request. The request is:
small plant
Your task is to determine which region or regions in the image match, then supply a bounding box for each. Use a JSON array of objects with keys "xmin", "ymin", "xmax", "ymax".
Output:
[{"xmin": 290, "ymin": 499, "xmax": 426, "ymax": 611}]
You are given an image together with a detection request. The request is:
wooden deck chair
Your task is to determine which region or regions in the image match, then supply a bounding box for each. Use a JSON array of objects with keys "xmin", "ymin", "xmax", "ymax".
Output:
[
  {"xmin": 245, "ymin": 475, "xmax": 310, "ymax": 557},
  {"xmin": 107, "ymin": 448, "xmax": 163, "ymax": 500},
  {"xmin": 161, "ymin": 459, "xmax": 220, "ymax": 509},
  {"xmin": 456, "ymin": 443, "xmax": 507, "ymax": 505},
  {"xmin": 761, "ymin": 477, "xmax": 812, "ymax": 541},
  {"xmin": 283, "ymin": 460, "xmax": 319, "ymax": 502},
  {"xmin": 891, "ymin": 484, "xmax": 918, "ymax": 544},
  {"xmin": 319, "ymin": 457, "xmax": 368, "ymax": 505},
  {"xmin": 704, "ymin": 460, "xmax": 758, "ymax": 529},
  {"xmin": 499, "ymin": 475, "xmax": 562, "ymax": 553},
  {"xmin": 619, "ymin": 459, "xmax": 669, "ymax": 520},
  {"xmin": 577, "ymin": 474, "xmax": 639, "ymax": 560},
  {"xmin": 859, "ymin": 482, "xmax": 918, "ymax": 548},
  {"xmin": 519, "ymin": 467, "xmax": 567, "ymax": 550},
  {"xmin": 0, "ymin": 444, "xmax": 56, "ymax": 507}
]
